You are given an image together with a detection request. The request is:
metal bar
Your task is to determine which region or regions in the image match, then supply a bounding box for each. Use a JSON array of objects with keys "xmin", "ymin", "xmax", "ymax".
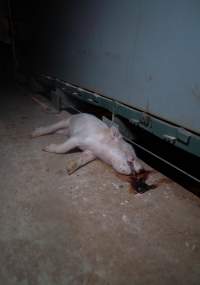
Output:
[{"xmin": 128, "ymin": 139, "xmax": 200, "ymax": 184}]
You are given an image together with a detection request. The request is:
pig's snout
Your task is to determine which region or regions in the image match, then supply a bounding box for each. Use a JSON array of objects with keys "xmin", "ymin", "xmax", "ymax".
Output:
[
  {"xmin": 112, "ymin": 161, "xmax": 132, "ymax": 175},
  {"xmin": 128, "ymin": 159, "xmax": 144, "ymax": 174},
  {"xmin": 120, "ymin": 166, "xmax": 132, "ymax": 175},
  {"xmin": 114, "ymin": 159, "xmax": 143, "ymax": 175}
]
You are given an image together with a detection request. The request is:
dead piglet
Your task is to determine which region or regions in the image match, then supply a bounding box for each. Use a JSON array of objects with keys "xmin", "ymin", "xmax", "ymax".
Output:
[{"xmin": 31, "ymin": 113, "xmax": 143, "ymax": 175}]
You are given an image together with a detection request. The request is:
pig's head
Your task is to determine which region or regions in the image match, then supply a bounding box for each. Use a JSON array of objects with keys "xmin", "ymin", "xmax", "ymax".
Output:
[
  {"xmin": 121, "ymin": 141, "xmax": 144, "ymax": 174},
  {"xmin": 111, "ymin": 156, "xmax": 132, "ymax": 175},
  {"xmin": 109, "ymin": 126, "xmax": 143, "ymax": 175}
]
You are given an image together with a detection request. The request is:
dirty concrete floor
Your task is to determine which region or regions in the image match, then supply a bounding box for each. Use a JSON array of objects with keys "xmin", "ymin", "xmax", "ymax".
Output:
[{"xmin": 0, "ymin": 85, "xmax": 200, "ymax": 285}]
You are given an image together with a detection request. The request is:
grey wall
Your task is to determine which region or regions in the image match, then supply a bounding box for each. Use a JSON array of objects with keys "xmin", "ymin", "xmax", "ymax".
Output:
[{"xmin": 18, "ymin": 0, "xmax": 200, "ymax": 134}]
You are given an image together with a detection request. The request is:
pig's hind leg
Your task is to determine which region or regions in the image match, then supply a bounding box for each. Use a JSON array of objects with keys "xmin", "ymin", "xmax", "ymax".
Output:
[
  {"xmin": 31, "ymin": 119, "xmax": 70, "ymax": 138},
  {"xmin": 55, "ymin": 129, "xmax": 69, "ymax": 135},
  {"xmin": 43, "ymin": 137, "xmax": 78, "ymax": 154},
  {"xmin": 67, "ymin": 150, "xmax": 96, "ymax": 174}
]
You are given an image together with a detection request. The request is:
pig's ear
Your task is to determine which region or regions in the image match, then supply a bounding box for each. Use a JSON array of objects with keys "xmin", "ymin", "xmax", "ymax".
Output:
[{"xmin": 110, "ymin": 126, "xmax": 122, "ymax": 139}]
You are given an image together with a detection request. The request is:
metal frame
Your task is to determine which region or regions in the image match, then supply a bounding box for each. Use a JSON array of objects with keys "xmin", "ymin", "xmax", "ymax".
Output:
[{"xmin": 42, "ymin": 75, "xmax": 200, "ymax": 158}]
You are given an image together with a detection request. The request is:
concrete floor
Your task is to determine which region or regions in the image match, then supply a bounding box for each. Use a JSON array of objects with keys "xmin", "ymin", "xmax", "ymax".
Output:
[{"xmin": 0, "ymin": 85, "xmax": 200, "ymax": 285}]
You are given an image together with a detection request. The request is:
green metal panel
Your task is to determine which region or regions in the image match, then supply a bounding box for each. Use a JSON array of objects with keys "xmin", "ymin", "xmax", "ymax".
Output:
[{"xmin": 43, "ymin": 76, "xmax": 200, "ymax": 157}]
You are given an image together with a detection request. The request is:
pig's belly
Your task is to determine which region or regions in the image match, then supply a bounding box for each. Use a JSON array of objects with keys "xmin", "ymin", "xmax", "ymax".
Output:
[{"xmin": 69, "ymin": 114, "xmax": 107, "ymax": 137}]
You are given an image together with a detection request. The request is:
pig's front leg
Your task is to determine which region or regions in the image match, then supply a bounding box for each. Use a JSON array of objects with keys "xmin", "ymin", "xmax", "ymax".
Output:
[
  {"xmin": 67, "ymin": 150, "xmax": 96, "ymax": 175},
  {"xmin": 43, "ymin": 137, "xmax": 78, "ymax": 154}
]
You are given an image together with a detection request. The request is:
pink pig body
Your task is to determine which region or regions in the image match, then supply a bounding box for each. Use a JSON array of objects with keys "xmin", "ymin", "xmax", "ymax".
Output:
[{"xmin": 32, "ymin": 113, "xmax": 143, "ymax": 175}]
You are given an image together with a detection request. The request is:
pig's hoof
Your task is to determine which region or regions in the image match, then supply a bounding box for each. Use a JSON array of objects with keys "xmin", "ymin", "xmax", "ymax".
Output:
[
  {"xmin": 66, "ymin": 160, "xmax": 78, "ymax": 175},
  {"xmin": 31, "ymin": 127, "xmax": 43, "ymax": 138},
  {"xmin": 43, "ymin": 144, "xmax": 57, "ymax": 153}
]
